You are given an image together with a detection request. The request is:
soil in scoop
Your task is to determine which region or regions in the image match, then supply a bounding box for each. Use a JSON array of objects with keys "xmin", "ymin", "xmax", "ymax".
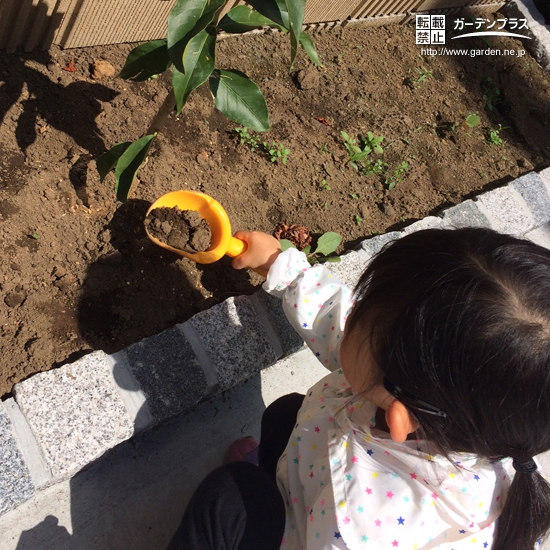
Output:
[{"xmin": 145, "ymin": 207, "xmax": 212, "ymax": 252}]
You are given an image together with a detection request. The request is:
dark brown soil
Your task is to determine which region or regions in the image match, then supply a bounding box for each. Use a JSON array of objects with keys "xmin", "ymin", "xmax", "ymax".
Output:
[
  {"xmin": 145, "ymin": 207, "xmax": 212, "ymax": 252},
  {"xmin": 1, "ymin": 15, "xmax": 550, "ymax": 397}
]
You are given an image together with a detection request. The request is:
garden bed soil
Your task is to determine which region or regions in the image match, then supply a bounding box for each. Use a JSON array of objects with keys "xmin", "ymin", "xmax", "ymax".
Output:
[{"xmin": 0, "ymin": 16, "xmax": 550, "ymax": 396}]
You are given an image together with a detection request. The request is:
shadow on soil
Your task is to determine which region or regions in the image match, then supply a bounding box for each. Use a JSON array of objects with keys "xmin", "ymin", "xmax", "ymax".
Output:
[
  {"xmin": 0, "ymin": 51, "xmax": 117, "ymax": 155},
  {"xmin": 75, "ymin": 199, "xmax": 257, "ymax": 354}
]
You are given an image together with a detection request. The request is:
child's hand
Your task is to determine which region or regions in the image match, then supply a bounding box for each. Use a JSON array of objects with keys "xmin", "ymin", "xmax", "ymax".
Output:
[{"xmin": 232, "ymin": 231, "xmax": 282, "ymax": 272}]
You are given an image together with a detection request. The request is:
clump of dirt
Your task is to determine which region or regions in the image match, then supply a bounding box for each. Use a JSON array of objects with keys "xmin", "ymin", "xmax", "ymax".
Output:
[
  {"xmin": 273, "ymin": 223, "xmax": 312, "ymax": 250},
  {"xmin": 145, "ymin": 207, "xmax": 212, "ymax": 252},
  {"xmin": 1, "ymin": 15, "xmax": 550, "ymax": 396}
]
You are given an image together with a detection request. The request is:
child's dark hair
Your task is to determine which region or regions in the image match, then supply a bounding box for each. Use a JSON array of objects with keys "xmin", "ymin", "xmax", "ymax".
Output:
[{"xmin": 347, "ymin": 227, "xmax": 550, "ymax": 550}]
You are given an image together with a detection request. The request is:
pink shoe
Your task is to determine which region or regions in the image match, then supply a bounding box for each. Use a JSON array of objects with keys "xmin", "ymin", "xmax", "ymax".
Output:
[{"xmin": 224, "ymin": 436, "xmax": 260, "ymax": 465}]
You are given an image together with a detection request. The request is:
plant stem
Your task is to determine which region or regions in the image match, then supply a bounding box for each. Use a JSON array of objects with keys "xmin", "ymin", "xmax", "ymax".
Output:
[{"xmin": 146, "ymin": 89, "xmax": 176, "ymax": 135}]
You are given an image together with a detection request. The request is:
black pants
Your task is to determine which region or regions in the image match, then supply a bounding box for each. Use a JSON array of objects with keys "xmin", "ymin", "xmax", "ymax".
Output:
[{"xmin": 166, "ymin": 393, "xmax": 305, "ymax": 550}]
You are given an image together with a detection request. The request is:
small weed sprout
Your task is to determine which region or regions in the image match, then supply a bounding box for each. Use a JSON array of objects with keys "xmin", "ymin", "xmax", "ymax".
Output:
[
  {"xmin": 487, "ymin": 124, "xmax": 508, "ymax": 146},
  {"xmin": 341, "ymin": 130, "xmax": 384, "ymax": 171},
  {"xmin": 318, "ymin": 179, "xmax": 331, "ymax": 191},
  {"xmin": 341, "ymin": 131, "xmax": 365, "ymax": 169},
  {"xmin": 363, "ymin": 131, "xmax": 384, "ymax": 154},
  {"xmin": 362, "ymin": 159, "xmax": 387, "ymax": 177},
  {"xmin": 412, "ymin": 67, "xmax": 432, "ymax": 87},
  {"xmin": 319, "ymin": 143, "xmax": 329, "ymax": 153},
  {"xmin": 478, "ymin": 168, "xmax": 490, "ymax": 180},
  {"xmin": 263, "ymin": 141, "xmax": 290, "ymax": 164},
  {"xmin": 354, "ymin": 214, "xmax": 363, "ymax": 226},
  {"xmin": 235, "ymin": 127, "xmax": 259, "ymax": 150},
  {"xmin": 235, "ymin": 127, "xmax": 289, "ymax": 164},
  {"xmin": 280, "ymin": 232, "xmax": 342, "ymax": 265},
  {"xmin": 385, "ymin": 161, "xmax": 409, "ymax": 190}
]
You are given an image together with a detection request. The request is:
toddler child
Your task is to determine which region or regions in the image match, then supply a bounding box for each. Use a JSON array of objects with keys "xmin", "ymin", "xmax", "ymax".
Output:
[{"xmin": 167, "ymin": 227, "xmax": 550, "ymax": 550}]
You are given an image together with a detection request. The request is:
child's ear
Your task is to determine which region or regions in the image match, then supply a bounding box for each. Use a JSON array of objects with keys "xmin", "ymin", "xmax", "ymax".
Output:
[{"xmin": 386, "ymin": 399, "xmax": 418, "ymax": 443}]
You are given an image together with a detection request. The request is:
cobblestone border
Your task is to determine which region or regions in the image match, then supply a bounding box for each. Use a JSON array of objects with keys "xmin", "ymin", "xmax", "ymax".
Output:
[{"xmin": 1, "ymin": 168, "xmax": 550, "ymax": 516}]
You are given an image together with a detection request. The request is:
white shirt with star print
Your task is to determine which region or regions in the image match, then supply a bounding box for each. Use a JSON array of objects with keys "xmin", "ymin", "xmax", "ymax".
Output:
[{"xmin": 263, "ymin": 249, "xmax": 515, "ymax": 550}]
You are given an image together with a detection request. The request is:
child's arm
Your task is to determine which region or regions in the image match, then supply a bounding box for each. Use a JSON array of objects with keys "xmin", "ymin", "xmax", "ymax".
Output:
[{"xmin": 233, "ymin": 231, "xmax": 353, "ymax": 372}]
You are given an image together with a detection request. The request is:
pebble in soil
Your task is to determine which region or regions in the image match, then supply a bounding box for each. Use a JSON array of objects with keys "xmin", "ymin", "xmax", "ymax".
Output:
[{"xmin": 145, "ymin": 207, "xmax": 212, "ymax": 253}]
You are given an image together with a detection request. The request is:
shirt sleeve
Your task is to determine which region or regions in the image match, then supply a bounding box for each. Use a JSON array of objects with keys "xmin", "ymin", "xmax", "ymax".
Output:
[{"xmin": 263, "ymin": 248, "xmax": 354, "ymax": 371}]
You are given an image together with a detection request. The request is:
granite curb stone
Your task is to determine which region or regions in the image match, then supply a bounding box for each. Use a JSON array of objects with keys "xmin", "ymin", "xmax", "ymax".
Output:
[
  {"xmin": 476, "ymin": 185, "xmax": 535, "ymax": 235},
  {"xmin": 248, "ymin": 293, "xmax": 285, "ymax": 359},
  {"xmin": 177, "ymin": 321, "xmax": 220, "ymax": 395},
  {"xmin": 122, "ymin": 327, "xmax": 209, "ymax": 424},
  {"xmin": 14, "ymin": 351, "xmax": 134, "ymax": 480},
  {"xmin": 525, "ymin": 222, "xmax": 550, "ymax": 248},
  {"xmin": 108, "ymin": 351, "xmax": 155, "ymax": 433},
  {"xmin": 249, "ymin": 291, "xmax": 304, "ymax": 358},
  {"xmin": 359, "ymin": 230, "xmax": 402, "ymax": 258},
  {"xmin": 2, "ymin": 398, "xmax": 51, "ymax": 489},
  {"xmin": 439, "ymin": 199, "xmax": 492, "ymax": 229},
  {"xmin": 401, "ymin": 215, "xmax": 446, "ymax": 234},
  {"xmin": 324, "ymin": 250, "xmax": 370, "ymax": 288},
  {"xmin": 2, "ymin": 168, "xmax": 550, "ymax": 519},
  {"xmin": 510, "ymin": 172, "xmax": 550, "ymax": 226},
  {"xmin": 0, "ymin": 403, "xmax": 34, "ymax": 516},
  {"xmin": 188, "ymin": 295, "xmax": 278, "ymax": 391}
]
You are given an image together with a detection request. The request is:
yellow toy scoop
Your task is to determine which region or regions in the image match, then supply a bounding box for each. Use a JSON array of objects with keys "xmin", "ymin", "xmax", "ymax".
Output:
[{"xmin": 145, "ymin": 190, "xmax": 266, "ymax": 276}]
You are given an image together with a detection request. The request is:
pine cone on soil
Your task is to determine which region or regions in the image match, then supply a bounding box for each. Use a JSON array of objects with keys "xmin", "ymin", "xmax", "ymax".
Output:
[{"xmin": 273, "ymin": 223, "xmax": 312, "ymax": 251}]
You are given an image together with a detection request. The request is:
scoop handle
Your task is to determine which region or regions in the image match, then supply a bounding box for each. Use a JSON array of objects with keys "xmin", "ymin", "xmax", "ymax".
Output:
[{"xmin": 226, "ymin": 237, "xmax": 268, "ymax": 278}]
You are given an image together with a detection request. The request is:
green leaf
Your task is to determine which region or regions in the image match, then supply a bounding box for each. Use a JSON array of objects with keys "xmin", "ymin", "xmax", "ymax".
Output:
[
  {"xmin": 96, "ymin": 142, "xmax": 132, "ymax": 181},
  {"xmin": 300, "ymin": 32, "xmax": 322, "ymax": 67},
  {"xmin": 314, "ymin": 232, "xmax": 342, "ymax": 256},
  {"xmin": 319, "ymin": 256, "xmax": 341, "ymax": 263},
  {"xmin": 167, "ymin": 0, "xmax": 225, "ymax": 72},
  {"xmin": 218, "ymin": 5, "xmax": 283, "ymax": 33},
  {"xmin": 118, "ymin": 40, "xmax": 171, "ymax": 81},
  {"xmin": 114, "ymin": 134, "xmax": 156, "ymax": 202},
  {"xmin": 465, "ymin": 113, "xmax": 481, "ymax": 128},
  {"xmin": 172, "ymin": 28, "xmax": 216, "ymax": 114},
  {"xmin": 350, "ymin": 151, "xmax": 369, "ymax": 161},
  {"xmin": 302, "ymin": 245, "xmax": 311, "ymax": 255},
  {"xmin": 245, "ymin": 0, "xmax": 290, "ymax": 29},
  {"xmin": 209, "ymin": 69, "xmax": 269, "ymax": 132},
  {"xmin": 284, "ymin": 0, "xmax": 306, "ymax": 69},
  {"xmin": 279, "ymin": 239, "xmax": 295, "ymax": 251}
]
